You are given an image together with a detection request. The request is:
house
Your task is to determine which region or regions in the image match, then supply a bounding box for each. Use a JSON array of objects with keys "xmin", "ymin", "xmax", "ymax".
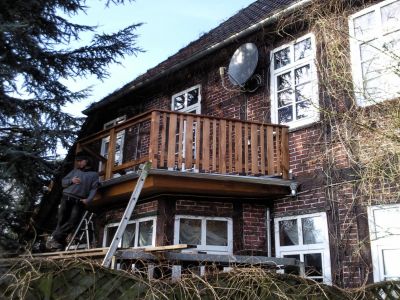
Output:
[{"xmin": 47, "ymin": 0, "xmax": 400, "ymax": 288}]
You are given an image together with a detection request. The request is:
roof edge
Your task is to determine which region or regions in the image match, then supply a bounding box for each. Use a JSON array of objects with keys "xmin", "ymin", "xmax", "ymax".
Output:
[{"xmin": 84, "ymin": 0, "xmax": 311, "ymax": 115}]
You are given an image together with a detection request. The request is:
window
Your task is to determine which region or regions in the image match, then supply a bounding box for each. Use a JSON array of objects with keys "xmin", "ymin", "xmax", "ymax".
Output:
[
  {"xmin": 171, "ymin": 85, "xmax": 201, "ymax": 114},
  {"xmin": 270, "ymin": 34, "xmax": 319, "ymax": 129},
  {"xmin": 174, "ymin": 215, "xmax": 233, "ymax": 254},
  {"xmin": 171, "ymin": 85, "xmax": 201, "ymax": 169},
  {"xmin": 368, "ymin": 204, "xmax": 400, "ymax": 282},
  {"xmin": 100, "ymin": 116, "xmax": 126, "ymax": 173},
  {"xmin": 103, "ymin": 216, "xmax": 156, "ymax": 248},
  {"xmin": 349, "ymin": 0, "xmax": 400, "ymax": 105},
  {"xmin": 274, "ymin": 213, "xmax": 332, "ymax": 283}
]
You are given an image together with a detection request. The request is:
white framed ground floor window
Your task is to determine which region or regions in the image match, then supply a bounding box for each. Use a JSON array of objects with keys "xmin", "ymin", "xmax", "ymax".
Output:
[
  {"xmin": 103, "ymin": 216, "xmax": 156, "ymax": 248},
  {"xmin": 368, "ymin": 204, "xmax": 400, "ymax": 282},
  {"xmin": 274, "ymin": 212, "xmax": 332, "ymax": 283},
  {"xmin": 174, "ymin": 215, "xmax": 233, "ymax": 254}
]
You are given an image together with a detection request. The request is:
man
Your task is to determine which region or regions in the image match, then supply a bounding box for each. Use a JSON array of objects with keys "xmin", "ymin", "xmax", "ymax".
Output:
[{"xmin": 46, "ymin": 152, "xmax": 99, "ymax": 250}]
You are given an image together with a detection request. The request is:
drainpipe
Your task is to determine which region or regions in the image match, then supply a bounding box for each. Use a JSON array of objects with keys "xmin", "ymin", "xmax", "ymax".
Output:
[
  {"xmin": 84, "ymin": 0, "xmax": 313, "ymax": 114},
  {"xmin": 266, "ymin": 207, "xmax": 272, "ymax": 257}
]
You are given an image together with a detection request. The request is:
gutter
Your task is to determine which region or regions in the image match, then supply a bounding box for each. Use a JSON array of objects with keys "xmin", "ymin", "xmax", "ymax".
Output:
[{"xmin": 84, "ymin": 0, "xmax": 312, "ymax": 115}]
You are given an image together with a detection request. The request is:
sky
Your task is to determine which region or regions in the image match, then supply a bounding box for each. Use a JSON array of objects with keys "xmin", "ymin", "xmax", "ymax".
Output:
[{"xmin": 63, "ymin": 0, "xmax": 255, "ymax": 117}]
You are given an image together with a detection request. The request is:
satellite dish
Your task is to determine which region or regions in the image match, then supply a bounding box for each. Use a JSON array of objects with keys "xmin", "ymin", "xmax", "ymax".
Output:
[{"xmin": 228, "ymin": 43, "xmax": 259, "ymax": 86}]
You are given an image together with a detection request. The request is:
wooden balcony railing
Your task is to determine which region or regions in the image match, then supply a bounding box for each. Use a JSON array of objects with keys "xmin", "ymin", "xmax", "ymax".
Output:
[{"xmin": 77, "ymin": 110, "xmax": 289, "ymax": 180}]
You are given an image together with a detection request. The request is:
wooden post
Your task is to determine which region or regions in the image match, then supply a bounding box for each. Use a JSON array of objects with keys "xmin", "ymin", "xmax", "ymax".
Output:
[
  {"xmin": 149, "ymin": 111, "xmax": 160, "ymax": 169},
  {"xmin": 202, "ymin": 118, "xmax": 210, "ymax": 172},
  {"xmin": 105, "ymin": 128, "xmax": 116, "ymax": 180},
  {"xmin": 167, "ymin": 113, "xmax": 177, "ymax": 169},
  {"xmin": 219, "ymin": 119, "xmax": 226, "ymax": 174},
  {"xmin": 281, "ymin": 127, "xmax": 289, "ymax": 179}
]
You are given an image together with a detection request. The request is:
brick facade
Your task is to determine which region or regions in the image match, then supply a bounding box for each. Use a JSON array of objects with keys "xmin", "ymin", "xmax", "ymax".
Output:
[{"xmin": 82, "ymin": 0, "xmax": 400, "ymax": 289}]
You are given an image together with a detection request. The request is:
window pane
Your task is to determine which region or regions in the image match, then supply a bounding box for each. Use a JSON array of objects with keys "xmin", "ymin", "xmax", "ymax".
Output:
[
  {"xmin": 383, "ymin": 249, "xmax": 400, "ymax": 279},
  {"xmin": 296, "ymin": 100, "xmax": 312, "ymax": 120},
  {"xmin": 295, "ymin": 65, "xmax": 311, "ymax": 85},
  {"xmin": 294, "ymin": 38, "xmax": 312, "ymax": 61},
  {"xmin": 381, "ymin": 1, "xmax": 400, "ymax": 32},
  {"xmin": 278, "ymin": 106, "xmax": 293, "ymax": 124},
  {"xmin": 279, "ymin": 219, "xmax": 298, "ymax": 246},
  {"xmin": 277, "ymin": 72, "xmax": 292, "ymax": 90},
  {"xmin": 106, "ymin": 226, "xmax": 117, "ymax": 247},
  {"xmin": 304, "ymin": 253, "xmax": 323, "ymax": 277},
  {"xmin": 373, "ymin": 206, "xmax": 400, "ymax": 240},
  {"xmin": 122, "ymin": 223, "xmax": 136, "ymax": 248},
  {"xmin": 353, "ymin": 11, "xmax": 376, "ymax": 39},
  {"xmin": 138, "ymin": 220, "xmax": 153, "ymax": 247},
  {"xmin": 180, "ymin": 219, "xmax": 201, "ymax": 245},
  {"xmin": 278, "ymin": 90, "xmax": 293, "ymax": 107},
  {"xmin": 187, "ymin": 88, "xmax": 199, "ymax": 106},
  {"xmin": 295, "ymin": 83, "xmax": 312, "ymax": 103},
  {"xmin": 173, "ymin": 94, "xmax": 185, "ymax": 111},
  {"xmin": 274, "ymin": 47, "xmax": 291, "ymax": 69},
  {"xmin": 283, "ymin": 254, "xmax": 300, "ymax": 275},
  {"xmin": 206, "ymin": 220, "xmax": 228, "ymax": 246},
  {"xmin": 302, "ymin": 217, "xmax": 325, "ymax": 244},
  {"xmin": 360, "ymin": 40, "xmax": 380, "ymax": 62}
]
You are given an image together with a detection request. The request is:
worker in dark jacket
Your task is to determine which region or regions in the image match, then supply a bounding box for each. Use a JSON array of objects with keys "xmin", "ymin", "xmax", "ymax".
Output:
[{"xmin": 46, "ymin": 152, "xmax": 99, "ymax": 250}]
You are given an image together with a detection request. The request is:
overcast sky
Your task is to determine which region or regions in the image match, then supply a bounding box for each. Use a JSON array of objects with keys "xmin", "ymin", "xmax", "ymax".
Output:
[{"xmin": 63, "ymin": 0, "xmax": 255, "ymax": 117}]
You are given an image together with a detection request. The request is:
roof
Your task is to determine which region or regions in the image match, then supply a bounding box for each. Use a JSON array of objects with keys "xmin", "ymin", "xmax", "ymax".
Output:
[{"xmin": 84, "ymin": 0, "xmax": 303, "ymax": 114}]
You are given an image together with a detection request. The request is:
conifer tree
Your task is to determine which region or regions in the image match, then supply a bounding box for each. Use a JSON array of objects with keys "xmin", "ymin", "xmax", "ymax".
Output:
[{"xmin": 0, "ymin": 0, "xmax": 142, "ymax": 252}]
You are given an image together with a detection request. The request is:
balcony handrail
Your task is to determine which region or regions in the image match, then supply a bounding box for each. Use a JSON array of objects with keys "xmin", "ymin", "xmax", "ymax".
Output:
[
  {"xmin": 76, "ymin": 109, "xmax": 290, "ymax": 180},
  {"xmin": 77, "ymin": 109, "xmax": 289, "ymax": 145}
]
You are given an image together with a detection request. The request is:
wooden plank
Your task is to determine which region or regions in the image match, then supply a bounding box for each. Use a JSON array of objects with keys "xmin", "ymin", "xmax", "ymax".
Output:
[
  {"xmin": 251, "ymin": 124, "xmax": 258, "ymax": 175},
  {"xmin": 149, "ymin": 111, "xmax": 160, "ymax": 168},
  {"xmin": 112, "ymin": 156, "xmax": 149, "ymax": 173},
  {"xmin": 266, "ymin": 126, "xmax": 274, "ymax": 175},
  {"xmin": 167, "ymin": 113, "xmax": 177, "ymax": 169},
  {"xmin": 185, "ymin": 115, "xmax": 193, "ymax": 169},
  {"xmin": 212, "ymin": 119, "xmax": 217, "ymax": 171},
  {"xmin": 177, "ymin": 115, "xmax": 184, "ymax": 169},
  {"xmin": 228, "ymin": 121, "xmax": 232, "ymax": 173},
  {"xmin": 105, "ymin": 128, "xmax": 116, "ymax": 180},
  {"xmin": 260, "ymin": 126, "xmax": 265, "ymax": 175},
  {"xmin": 219, "ymin": 119, "xmax": 226, "ymax": 174},
  {"xmin": 244, "ymin": 123, "xmax": 249, "ymax": 175},
  {"xmin": 159, "ymin": 113, "xmax": 167, "ymax": 167},
  {"xmin": 235, "ymin": 122, "xmax": 242, "ymax": 174},
  {"xmin": 202, "ymin": 118, "xmax": 210, "ymax": 172},
  {"xmin": 144, "ymin": 244, "xmax": 194, "ymax": 252},
  {"xmin": 195, "ymin": 116, "xmax": 201, "ymax": 170},
  {"xmin": 281, "ymin": 127, "xmax": 289, "ymax": 179}
]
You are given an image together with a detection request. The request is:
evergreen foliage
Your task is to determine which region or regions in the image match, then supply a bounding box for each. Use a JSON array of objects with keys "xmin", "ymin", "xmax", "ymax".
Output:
[{"xmin": 0, "ymin": 0, "xmax": 142, "ymax": 252}]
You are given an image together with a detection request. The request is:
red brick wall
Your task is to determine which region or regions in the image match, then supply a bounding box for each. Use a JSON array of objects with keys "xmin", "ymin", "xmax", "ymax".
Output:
[
  {"xmin": 175, "ymin": 200, "xmax": 233, "ymax": 217},
  {"xmin": 242, "ymin": 204, "xmax": 267, "ymax": 252}
]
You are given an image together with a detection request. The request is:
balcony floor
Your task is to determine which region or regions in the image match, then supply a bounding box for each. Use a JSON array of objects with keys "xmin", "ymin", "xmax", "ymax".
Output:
[{"xmin": 91, "ymin": 169, "xmax": 296, "ymax": 208}]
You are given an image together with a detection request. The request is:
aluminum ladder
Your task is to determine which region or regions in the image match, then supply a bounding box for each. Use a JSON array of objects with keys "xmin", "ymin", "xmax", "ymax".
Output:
[
  {"xmin": 101, "ymin": 162, "xmax": 151, "ymax": 267},
  {"xmin": 65, "ymin": 211, "xmax": 95, "ymax": 251}
]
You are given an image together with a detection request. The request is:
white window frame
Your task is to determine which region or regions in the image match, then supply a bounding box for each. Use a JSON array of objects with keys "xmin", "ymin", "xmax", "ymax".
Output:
[
  {"xmin": 99, "ymin": 116, "xmax": 126, "ymax": 173},
  {"xmin": 103, "ymin": 216, "xmax": 157, "ymax": 248},
  {"xmin": 349, "ymin": 0, "xmax": 400, "ymax": 106},
  {"xmin": 174, "ymin": 215, "xmax": 233, "ymax": 254},
  {"xmin": 171, "ymin": 85, "xmax": 201, "ymax": 170},
  {"xmin": 270, "ymin": 33, "xmax": 319, "ymax": 129},
  {"xmin": 171, "ymin": 84, "xmax": 201, "ymax": 114},
  {"xmin": 368, "ymin": 204, "xmax": 400, "ymax": 282},
  {"xmin": 274, "ymin": 212, "xmax": 332, "ymax": 283}
]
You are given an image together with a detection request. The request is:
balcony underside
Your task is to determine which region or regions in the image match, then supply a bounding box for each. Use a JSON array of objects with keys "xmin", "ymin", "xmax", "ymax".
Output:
[{"xmin": 91, "ymin": 169, "xmax": 295, "ymax": 208}]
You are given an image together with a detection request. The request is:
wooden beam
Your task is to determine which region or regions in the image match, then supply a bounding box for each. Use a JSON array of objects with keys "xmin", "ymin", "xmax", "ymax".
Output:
[{"xmin": 144, "ymin": 244, "xmax": 194, "ymax": 252}]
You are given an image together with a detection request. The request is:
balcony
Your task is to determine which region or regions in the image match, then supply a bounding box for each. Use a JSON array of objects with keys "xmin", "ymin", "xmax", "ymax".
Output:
[{"xmin": 77, "ymin": 110, "xmax": 292, "ymax": 204}]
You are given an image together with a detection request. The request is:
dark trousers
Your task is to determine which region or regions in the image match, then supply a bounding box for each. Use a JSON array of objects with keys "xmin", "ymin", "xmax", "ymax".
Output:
[{"xmin": 52, "ymin": 195, "xmax": 84, "ymax": 244}]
